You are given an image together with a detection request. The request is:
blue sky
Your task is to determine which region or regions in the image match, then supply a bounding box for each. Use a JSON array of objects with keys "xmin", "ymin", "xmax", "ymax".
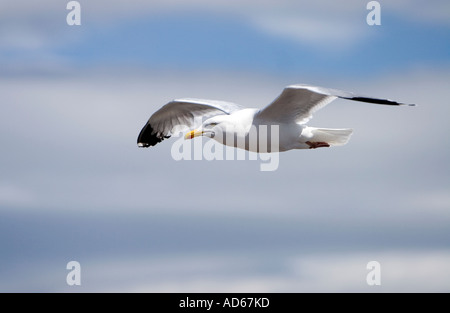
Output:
[
  {"xmin": 53, "ymin": 12, "xmax": 449, "ymax": 77},
  {"xmin": 0, "ymin": 0, "xmax": 449, "ymax": 292},
  {"xmin": 2, "ymin": 1, "xmax": 450, "ymax": 78}
]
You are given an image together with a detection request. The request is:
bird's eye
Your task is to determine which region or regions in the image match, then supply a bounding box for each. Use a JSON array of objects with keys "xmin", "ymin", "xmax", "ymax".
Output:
[{"xmin": 209, "ymin": 122, "xmax": 218, "ymax": 127}]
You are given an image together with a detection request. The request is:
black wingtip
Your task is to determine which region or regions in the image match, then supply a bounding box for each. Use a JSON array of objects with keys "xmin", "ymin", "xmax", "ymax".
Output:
[
  {"xmin": 342, "ymin": 96, "xmax": 415, "ymax": 107},
  {"xmin": 347, "ymin": 96, "xmax": 401, "ymax": 106},
  {"xmin": 137, "ymin": 123, "xmax": 167, "ymax": 148}
]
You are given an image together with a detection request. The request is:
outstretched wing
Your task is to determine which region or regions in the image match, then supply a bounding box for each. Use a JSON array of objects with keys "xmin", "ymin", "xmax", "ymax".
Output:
[
  {"xmin": 255, "ymin": 84, "xmax": 414, "ymax": 125},
  {"xmin": 137, "ymin": 98, "xmax": 243, "ymax": 147}
]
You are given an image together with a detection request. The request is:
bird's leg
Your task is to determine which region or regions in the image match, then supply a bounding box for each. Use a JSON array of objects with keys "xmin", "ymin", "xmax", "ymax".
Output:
[{"xmin": 306, "ymin": 141, "xmax": 330, "ymax": 149}]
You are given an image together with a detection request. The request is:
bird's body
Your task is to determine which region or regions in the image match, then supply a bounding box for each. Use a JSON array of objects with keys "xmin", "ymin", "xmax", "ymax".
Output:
[{"xmin": 137, "ymin": 84, "xmax": 413, "ymax": 152}]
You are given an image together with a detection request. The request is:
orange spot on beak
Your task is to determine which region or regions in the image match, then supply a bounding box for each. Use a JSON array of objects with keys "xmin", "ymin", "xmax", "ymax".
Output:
[{"xmin": 185, "ymin": 129, "xmax": 202, "ymax": 140}]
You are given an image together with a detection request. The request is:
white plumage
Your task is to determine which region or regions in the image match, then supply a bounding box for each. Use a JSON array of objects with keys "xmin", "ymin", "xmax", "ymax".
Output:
[{"xmin": 137, "ymin": 84, "xmax": 413, "ymax": 152}]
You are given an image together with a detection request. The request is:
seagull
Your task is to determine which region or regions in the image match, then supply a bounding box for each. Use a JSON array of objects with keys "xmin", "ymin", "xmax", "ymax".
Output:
[{"xmin": 137, "ymin": 84, "xmax": 414, "ymax": 152}]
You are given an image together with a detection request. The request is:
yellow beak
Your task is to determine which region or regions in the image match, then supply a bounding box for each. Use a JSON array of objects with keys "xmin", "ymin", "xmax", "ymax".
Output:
[{"xmin": 184, "ymin": 129, "xmax": 203, "ymax": 140}]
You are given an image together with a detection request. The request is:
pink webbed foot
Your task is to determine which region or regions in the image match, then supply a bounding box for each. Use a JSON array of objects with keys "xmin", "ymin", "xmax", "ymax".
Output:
[{"xmin": 306, "ymin": 141, "xmax": 330, "ymax": 149}]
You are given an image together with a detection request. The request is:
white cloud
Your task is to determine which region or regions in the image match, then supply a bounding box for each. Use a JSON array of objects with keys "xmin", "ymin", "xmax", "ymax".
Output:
[
  {"xmin": 4, "ymin": 250, "xmax": 449, "ymax": 292},
  {"xmin": 111, "ymin": 250, "xmax": 450, "ymax": 292},
  {"xmin": 1, "ymin": 0, "xmax": 448, "ymax": 52},
  {"xmin": 287, "ymin": 250, "xmax": 450, "ymax": 292},
  {"xmin": 407, "ymin": 191, "xmax": 450, "ymax": 212},
  {"xmin": 251, "ymin": 14, "xmax": 366, "ymax": 48},
  {"xmin": 0, "ymin": 182, "xmax": 35, "ymax": 207},
  {"xmin": 1, "ymin": 67, "xmax": 449, "ymax": 218}
]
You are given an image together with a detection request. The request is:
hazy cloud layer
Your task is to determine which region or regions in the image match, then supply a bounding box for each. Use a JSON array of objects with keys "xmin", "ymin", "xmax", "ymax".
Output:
[
  {"xmin": 2, "ymin": 0, "xmax": 450, "ymax": 51},
  {"xmin": 1, "ymin": 0, "xmax": 449, "ymax": 292},
  {"xmin": 1, "ymin": 69, "xmax": 449, "ymax": 292},
  {"xmin": 1, "ymin": 68, "xmax": 448, "ymax": 216}
]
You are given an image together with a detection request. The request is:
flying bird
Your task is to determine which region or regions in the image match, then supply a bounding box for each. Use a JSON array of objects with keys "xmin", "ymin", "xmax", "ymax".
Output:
[{"xmin": 137, "ymin": 84, "xmax": 414, "ymax": 152}]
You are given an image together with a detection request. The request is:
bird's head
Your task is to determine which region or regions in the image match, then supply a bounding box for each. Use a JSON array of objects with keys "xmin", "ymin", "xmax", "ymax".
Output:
[{"xmin": 184, "ymin": 116, "xmax": 228, "ymax": 140}]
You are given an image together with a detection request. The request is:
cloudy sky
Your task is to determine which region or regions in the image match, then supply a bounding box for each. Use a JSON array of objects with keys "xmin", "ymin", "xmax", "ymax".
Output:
[{"xmin": 0, "ymin": 0, "xmax": 449, "ymax": 292}]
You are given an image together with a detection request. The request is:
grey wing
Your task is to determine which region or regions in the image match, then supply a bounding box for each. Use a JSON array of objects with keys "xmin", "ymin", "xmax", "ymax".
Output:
[
  {"xmin": 137, "ymin": 98, "xmax": 243, "ymax": 147},
  {"xmin": 255, "ymin": 84, "xmax": 414, "ymax": 125}
]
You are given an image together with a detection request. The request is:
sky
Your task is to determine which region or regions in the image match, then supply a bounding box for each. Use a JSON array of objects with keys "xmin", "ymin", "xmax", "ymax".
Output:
[{"xmin": 0, "ymin": 0, "xmax": 449, "ymax": 292}]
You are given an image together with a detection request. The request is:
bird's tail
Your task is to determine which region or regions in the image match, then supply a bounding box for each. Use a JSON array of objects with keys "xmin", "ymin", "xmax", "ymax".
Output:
[{"xmin": 307, "ymin": 127, "xmax": 353, "ymax": 146}]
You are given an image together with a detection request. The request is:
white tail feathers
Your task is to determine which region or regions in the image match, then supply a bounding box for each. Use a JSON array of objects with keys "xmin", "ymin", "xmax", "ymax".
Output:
[{"xmin": 307, "ymin": 127, "xmax": 353, "ymax": 146}]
